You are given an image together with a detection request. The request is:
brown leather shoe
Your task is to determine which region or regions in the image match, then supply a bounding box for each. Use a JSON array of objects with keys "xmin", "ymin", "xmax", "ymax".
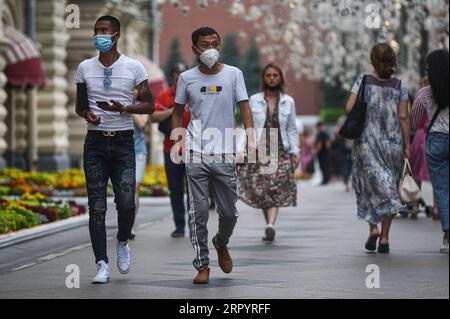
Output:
[
  {"xmin": 193, "ymin": 266, "xmax": 210, "ymax": 284},
  {"xmin": 212, "ymin": 236, "xmax": 233, "ymax": 274}
]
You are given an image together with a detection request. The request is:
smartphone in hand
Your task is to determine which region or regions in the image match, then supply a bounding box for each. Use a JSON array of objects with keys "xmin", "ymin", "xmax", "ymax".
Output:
[
  {"xmin": 96, "ymin": 101, "xmax": 111, "ymax": 107},
  {"xmin": 96, "ymin": 101, "xmax": 125, "ymax": 113}
]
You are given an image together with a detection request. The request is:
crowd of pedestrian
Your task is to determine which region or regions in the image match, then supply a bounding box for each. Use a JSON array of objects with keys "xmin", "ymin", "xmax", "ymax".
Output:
[{"xmin": 75, "ymin": 15, "xmax": 448, "ymax": 285}]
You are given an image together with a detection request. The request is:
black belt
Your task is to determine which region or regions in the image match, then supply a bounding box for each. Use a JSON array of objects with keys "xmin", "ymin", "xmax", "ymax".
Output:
[{"xmin": 87, "ymin": 130, "xmax": 134, "ymax": 137}]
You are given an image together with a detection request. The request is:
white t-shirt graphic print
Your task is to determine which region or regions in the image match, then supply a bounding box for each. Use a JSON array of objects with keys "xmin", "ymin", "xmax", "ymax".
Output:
[
  {"xmin": 76, "ymin": 54, "xmax": 148, "ymax": 131},
  {"xmin": 175, "ymin": 64, "xmax": 249, "ymax": 155}
]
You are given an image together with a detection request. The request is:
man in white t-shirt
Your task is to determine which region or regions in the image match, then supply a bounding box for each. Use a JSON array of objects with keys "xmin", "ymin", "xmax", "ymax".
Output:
[
  {"xmin": 75, "ymin": 15, "xmax": 154, "ymax": 284},
  {"xmin": 172, "ymin": 27, "xmax": 255, "ymax": 284}
]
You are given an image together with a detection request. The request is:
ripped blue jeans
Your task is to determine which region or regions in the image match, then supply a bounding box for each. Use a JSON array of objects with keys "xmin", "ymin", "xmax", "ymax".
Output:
[{"xmin": 83, "ymin": 130, "xmax": 136, "ymax": 264}]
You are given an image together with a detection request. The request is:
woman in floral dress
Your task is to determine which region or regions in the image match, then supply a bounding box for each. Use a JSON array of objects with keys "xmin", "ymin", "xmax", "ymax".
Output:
[
  {"xmin": 345, "ymin": 43, "xmax": 411, "ymax": 254},
  {"xmin": 237, "ymin": 63, "xmax": 300, "ymax": 242}
]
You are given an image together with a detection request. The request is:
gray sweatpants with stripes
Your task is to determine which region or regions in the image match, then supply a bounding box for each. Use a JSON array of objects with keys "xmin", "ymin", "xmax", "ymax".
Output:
[{"xmin": 185, "ymin": 153, "xmax": 239, "ymax": 270}]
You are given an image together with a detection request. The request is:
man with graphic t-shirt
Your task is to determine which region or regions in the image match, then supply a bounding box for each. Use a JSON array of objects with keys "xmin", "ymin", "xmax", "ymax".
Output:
[
  {"xmin": 172, "ymin": 27, "xmax": 255, "ymax": 284},
  {"xmin": 75, "ymin": 15, "xmax": 154, "ymax": 284}
]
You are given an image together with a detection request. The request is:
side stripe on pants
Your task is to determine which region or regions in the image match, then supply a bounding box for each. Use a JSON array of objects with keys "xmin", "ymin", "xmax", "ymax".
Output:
[{"xmin": 186, "ymin": 177, "xmax": 202, "ymax": 269}]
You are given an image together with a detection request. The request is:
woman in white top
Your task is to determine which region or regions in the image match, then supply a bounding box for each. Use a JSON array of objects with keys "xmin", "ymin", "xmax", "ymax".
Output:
[
  {"xmin": 411, "ymin": 49, "xmax": 449, "ymax": 254},
  {"xmin": 237, "ymin": 63, "xmax": 300, "ymax": 242}
]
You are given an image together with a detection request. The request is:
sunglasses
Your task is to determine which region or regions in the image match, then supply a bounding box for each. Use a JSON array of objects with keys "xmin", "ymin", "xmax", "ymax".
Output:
[{"xmin": 103, "ymin": 68, "xmax": 112, "ymax": 88}]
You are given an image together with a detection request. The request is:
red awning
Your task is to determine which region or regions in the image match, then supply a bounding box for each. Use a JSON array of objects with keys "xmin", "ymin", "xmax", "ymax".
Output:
[{"xmin": 2, "ymin": 26, "xmax": 46, "ymax": 87}]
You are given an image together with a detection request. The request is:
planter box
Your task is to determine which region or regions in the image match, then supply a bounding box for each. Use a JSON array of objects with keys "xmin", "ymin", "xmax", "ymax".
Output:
[{"xmin": 0, "ymin": 214, "xmax": 89, "ymax": 249}]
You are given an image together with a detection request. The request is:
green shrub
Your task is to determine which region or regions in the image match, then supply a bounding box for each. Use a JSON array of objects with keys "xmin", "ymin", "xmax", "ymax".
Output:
[
  {"xmin": 320, "ymin": 108, "xmax": 346, "ymax": 123},
  {"xmin": 139, "ymin": 187, "xmax": 152, "ymax": 197},
  {"xmin": 0, "ymin": 210, "xmax": 26, "ymax": 233},
  {"xmin": 8, "ymin": 204, "xmax": 40, "ymax": 226},
  {"xmin": 59, "ymin": 203, "xmax": 73, "ymax": 220},
  {"xmin": 0, "ymin": 204, "xmax": 40, "ymax": 234},
  {"xmin": 0, "ymin": 186, "xmax": 10, "ymax": 197},
  {"xmin": 1, "ymin": 212, "xmax": 17, "ymax": 233}
]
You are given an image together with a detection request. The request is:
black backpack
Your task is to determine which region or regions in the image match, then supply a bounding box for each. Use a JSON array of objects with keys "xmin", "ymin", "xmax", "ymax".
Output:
[{"xmin": 339, "ymin": 75, "xmax": 367, "ymax": 140}]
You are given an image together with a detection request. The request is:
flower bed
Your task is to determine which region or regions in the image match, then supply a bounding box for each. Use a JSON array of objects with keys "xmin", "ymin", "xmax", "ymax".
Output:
[
  {"xmin": 0, "ymin": 192, "xmax": 86, "ymax": 235},
  {"xmin": 140, "ymin": 165, "xmax": 169, "ymax": 197},
  {"xmin": 0, "ymin": 166, "xmax": 169, "ymax": 197},
  {"xmin": 0, "ymin": 165, "xmax": 169, "ymax": 234},
  {"xmin": 0, "ymin": 168, "xmax": 85, "ymax": 197}
]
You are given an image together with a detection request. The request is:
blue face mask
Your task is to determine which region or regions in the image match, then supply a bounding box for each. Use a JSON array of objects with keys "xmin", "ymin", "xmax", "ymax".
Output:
[{"xmin": 93, "ymin": 32, "xmax": 117, "ymax": 53}]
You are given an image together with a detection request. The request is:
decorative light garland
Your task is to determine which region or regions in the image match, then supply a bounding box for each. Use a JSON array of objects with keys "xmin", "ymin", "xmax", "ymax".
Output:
[{"xmin": 161, "ymin": 0, "xmax": 449, "ymax": 91}]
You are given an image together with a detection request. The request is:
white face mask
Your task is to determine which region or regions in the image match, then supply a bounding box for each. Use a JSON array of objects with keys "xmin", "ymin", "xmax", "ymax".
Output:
[{"xmin": 196, "ymin": 47, "xmax": 220, "ymax": 69}]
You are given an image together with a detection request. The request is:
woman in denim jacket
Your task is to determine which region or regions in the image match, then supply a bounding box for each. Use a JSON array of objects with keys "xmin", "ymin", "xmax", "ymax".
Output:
[{"xmin": 237, "ymin": 63, "xmax": 300, "ymax": 242}]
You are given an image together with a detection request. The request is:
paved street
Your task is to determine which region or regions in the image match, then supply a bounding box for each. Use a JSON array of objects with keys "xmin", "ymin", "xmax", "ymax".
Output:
[{"xmin": 0, "ymin": 182, "xmax": 448, "ymax": 299}]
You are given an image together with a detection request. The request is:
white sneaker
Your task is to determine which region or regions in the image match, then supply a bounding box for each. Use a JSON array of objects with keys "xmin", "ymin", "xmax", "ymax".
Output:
[
  {"xmin": 116, "ymin": 241, "xmax": 131, "ymax": 274},
  {"xmin": 440, "ymin": 239, "xmax": 449, "ymax": 254},
  {"xmin": 92, "ymin": 260, "xmax": 110, "ymax": 284}
]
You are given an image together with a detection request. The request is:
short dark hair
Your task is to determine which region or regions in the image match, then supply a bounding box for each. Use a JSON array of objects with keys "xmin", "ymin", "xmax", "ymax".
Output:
[
  {"xmin": 191, "ymin": 27, "xmax": 221, "ymax": 46},
  {"xmin": 96, "ymin": 15, "xmax": 121, "ymax": 33}
]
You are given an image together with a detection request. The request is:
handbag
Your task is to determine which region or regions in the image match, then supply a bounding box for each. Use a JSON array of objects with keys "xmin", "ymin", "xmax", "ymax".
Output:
[
  {"xmin": 339, "ymin": 75, "xmax": 367, "ymax": 139},
  {"xmin": 398, "ymin": 159, "xmax": 421, "ymax": 205},
  {"xmin": 158, "ymin": 116, "xmax": 172, "ymax": 136}
]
